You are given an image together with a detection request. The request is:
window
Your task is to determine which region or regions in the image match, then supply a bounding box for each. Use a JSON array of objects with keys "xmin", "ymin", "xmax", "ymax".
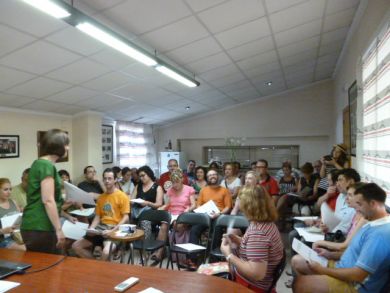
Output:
[
  {"xmin": 116, "ymin": 121, "xmax": 157, "ymax": 168},
  {"xmin": 361, "ymin": 21, "xmax": 390, "ymax": 205}
]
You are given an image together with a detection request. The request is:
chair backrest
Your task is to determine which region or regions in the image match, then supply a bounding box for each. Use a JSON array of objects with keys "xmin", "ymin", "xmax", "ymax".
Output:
[
  {"xmin": 176, "ymin": 212, "xmax": 211, "ymax": 228},
  {"xmin": 214, "ymin": 215, "xmax": 249, "ymax": 229},
  {"xmin": 267, "ymin": 250, "xmax": 287, "ymax": 293},
  {"xmin": 137, "ymin": 209, "xmax": 171, "ymax": 225}
]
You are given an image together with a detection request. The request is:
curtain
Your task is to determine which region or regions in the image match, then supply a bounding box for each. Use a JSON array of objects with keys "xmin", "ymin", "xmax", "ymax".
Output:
[
  {"xmin": 115, "ymin": 121, "xmax": 157, "ymax": 170},
  {"xmin": 360, "ymin": 20, "xmax": 390, "ymax": 206}
]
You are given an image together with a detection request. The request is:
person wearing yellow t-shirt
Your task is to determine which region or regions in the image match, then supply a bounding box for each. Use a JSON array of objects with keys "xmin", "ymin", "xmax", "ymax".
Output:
[{"xmin": 72, "ymin": 168, "xmax": 130, "ymax": 261}]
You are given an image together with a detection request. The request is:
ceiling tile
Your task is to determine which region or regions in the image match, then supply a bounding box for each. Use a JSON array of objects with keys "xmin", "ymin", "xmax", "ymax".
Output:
[
  {"xmin": 321, "ymin": 26, "xmax": 350, "ymax": 44},
  {"xmin": 46, "ymin": 59, "xmax": 111, "ymax": 84},
  {"xmin": 284, "ymin": 59, "xmax": 316, "ymax": 75},
  {"xmin": 102, "ymin": 0, "xmax": 191, "ymax": 35},
  {"xmin": 45, "ymin": 27, "xmax": 105, "ymax": 56},
  {"xmin": 140, "ymin": 16, "xmax": 209, "ymax": 52},
  {"xmin": 269, "ymin": 0, "xmax": 325, "ymax": 33},
  {"xmin": 323, "ymin": 7, "xmax": 356, "ymax": 33},
  {"xmin": 250, "ymin": 70, "xmax": 284, "ymax": 85},
  {"xmin": 45, "ymin": 86, "xmax": 98, "ymax": 104},
  {"xmin": 198, "ymin": 0, "xmax": 265, "ymax": 33},
  {"xmin": 315, "ymin": 67, "xmax": 334, "ymax": 80},
  {"xmin": 0, "ymin": 41, "xmax": 81, "ymax": 75},
  {"xmin": 110, "ymin": 83, "xmax": 170, "ymax": 102},
  {"xmin": 184, "ymin": 0, "xmax": 226, "ymax": 12},
  {"xmin": 77, "ymin": 0, "xmax": 124, "ymax": 11},
  {"xmin": 277, "ymin": 36, "xmax": 320, "ymax": 58},
  {"xmin": 89, "ymin": 48, "xmax": 136, "ymax": 70},
  {"xmin": 215, "ymin": 17, "xmax": 271, "ymax": 49},
  {"xmin": 227, "ymin": 36, "xmax": 275, "ymax": 61},
  {"xmin": 21, "ymin": 100, "xmax": 64, "ymax": 112},
  {"xmin": 200, "ymin": 64, "xmax": 241, "ymax": 81},
  {"xmin": 82, "ymin": 72, "xmax": 135, "ymax": 92},
  {"xmin": 275, "ymin": 19, "xmax": 322, "ymax": 47},
  {"xmin": 186, "ymin": 52, "xmax": 232, "ymax": 73},
  {"xmin": 286, "ymin": 74, "xmax": 313, "ymax": 88},
  {"xmin": 231, "ymin": 88, "xmax": 260, "ymax": 101},
  {"xmin": 94, "ymin": 99, "xmax": 136, "ymax": 112},
  {"xmin": 326, "ymin": 0, "xmax": 360, "ymax": 15},
  {"xmin": 219, "ymin": 80, "xmax": 253, "ymax": 95},
  {"xmin": 285, "ymin": 67, "xmax": 315, "ymax": 81},
  {"xmin": 317, "ymin": 53, "xmax": 339, "ymax": 65},
  {"xmin": 264, "ymin": 0, "xmax": 307, "ymax": 14},
  {"xmin": 6, "ymin": 77, "xmax": 71, "ymax": 98},
  {"xmin": 0, "ymin": 92, "xmax": 37, "ymax": 108},
  {"xmin": 280, "ymin": 48, "xmax": 317, "ymax": 67},
  {"xmin": 0, "ymin": 66, "xmax": 35, "ymax": 91},
  {"xmin": 245, "ymin": 61, "xmax": 281, "ymax": 77},
  {"xmin": 52, "ymin": 104, "xmax": 89, "ymax": 115},
  {"xmin": 75, "ymin": 94, "xmax": 127, "ymax": 108},
  {"xmin": 237, "ymin": 50, "xmax": 278, "ymax": 71},
  {"xmin": 0, "ymin": 24, "xmax": 36, "ymax": 58},
  {"xmin": 208, "ymin": 72, "xmax": 246, "ymax": 87},
  {"xmin": 0, "ymin": 1, "xmax": 66, "ymax": 37},
  {"xmin": 143, "ymin": 93, "xmax": 184, "ymax": 106},
  {"xmin": 166, "ymin": 37, "xmax": 222, "ymax": 65},
  {"xmin": 319, "ymin": 40, "xmax": 344, "ymax": 56},
  {"xmin": 259, "ymin": 82, "xmax": 286, "ymax": 96}
]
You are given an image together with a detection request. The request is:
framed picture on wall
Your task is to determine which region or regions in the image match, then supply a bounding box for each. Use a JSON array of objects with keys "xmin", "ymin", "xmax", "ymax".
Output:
[
  {"xmin": 0, "ymin": 135, "xmax": 19, "ymax": 159},
  {"xmin": 37, "ymin": 131, "xmax": 69, "ymax": 162},
  {"xmin": 348, "ymin": 81, "xmax": 358, "ymax": 157},
  {"xmin": 102, "ymin": 124, "xmax": 113, "ymax": 164}
]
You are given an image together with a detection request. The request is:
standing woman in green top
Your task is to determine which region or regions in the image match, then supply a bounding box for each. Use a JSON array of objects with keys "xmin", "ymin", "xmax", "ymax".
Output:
[{"xmin": 21, "ymin": 129, "xmax": 69, "ymax": 254}]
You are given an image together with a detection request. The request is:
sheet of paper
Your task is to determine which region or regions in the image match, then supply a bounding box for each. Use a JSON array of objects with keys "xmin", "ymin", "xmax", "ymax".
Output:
[
  {"xmin": 1, "ymin": 213, "xmax": 22, "ymax": 237},
  {"xmin": 64, "ymin": 182, "xmax": 96, "ymax": 206},
  {"xmin": 286, "ymin": 192, "xmax": 301, "ymax": 197},
  {"xmin": 131, "ymin": 198, "xmax": 145, "ymax": 204},
  {"xmin": 321, "ymin": 203, "xmax": 341, "ymax": 232},
  {"xmin": 138, "ymin": 288, "xmax": 164, "ymax": 293},
  {"xmin": 170, "ymin": 214, "xmax": 179, "ymax": 224},
  {"xmin": 295, "ymin": 227, "xmax": 324, "ymax": 242},
  {"xmin": 292, "ymin": 238, "xmax": 328, "ymax": 267},
  {"xmin": 194, "ymin": 200, "xmax": 219, "ymax": 216},
  {"xmin": 70, "ymin": 208, "xmax": 95, "ymax": 217},
  {"xmin": 62, "ymin": 220, "xmax": 88, "ymax": 240},
  {"xmin": 175, "ymin": 243, "xmax": 206, "ymax": 251},
  {"xmin": 0, "ymin": 280, "xmax": 20, "ymax": 293},
  {"xmin": 293, "ymin": 216, "xmax": 319, "ymax": 221}
]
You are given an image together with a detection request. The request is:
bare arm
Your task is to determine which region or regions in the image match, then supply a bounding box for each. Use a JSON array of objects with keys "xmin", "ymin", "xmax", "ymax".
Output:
[
  {"xmin": 187, "ymin": 194, "xmax": 196, "ymax": 212},
  {"xmin": 89, "ymin": 214, "xmax": 101, "ymax": 229},
  {"xmin": 229, "ymin": 255, "xmax": 268, "ymax": 281},
  {"xmin": 131, "ymin": 185, "xmax": 138, "ymax": 200}
]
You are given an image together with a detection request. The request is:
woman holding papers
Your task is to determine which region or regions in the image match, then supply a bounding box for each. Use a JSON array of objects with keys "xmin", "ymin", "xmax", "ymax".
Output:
[
  {"xmin": 0, "ymin": 178, "xmax": 25, "ymax": 250},
  {"xmin": 221, "ymin": 186, "xmax": 284, "ymax": 293},
  {"xmin": 21, "ymin": 129, "xmax": 69, "ymax": 254}
]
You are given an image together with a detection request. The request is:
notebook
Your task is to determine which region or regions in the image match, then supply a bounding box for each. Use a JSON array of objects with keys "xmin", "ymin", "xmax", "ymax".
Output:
[{"xmin": 0, "ymin": 260, "xmax": 31, "ymax": 280}]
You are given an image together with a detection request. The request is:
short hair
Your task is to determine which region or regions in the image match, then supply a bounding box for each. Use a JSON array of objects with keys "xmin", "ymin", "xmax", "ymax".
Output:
[
  {"xmin": 348, "ymin": 182, "xmax": 366, "ymax": 191},
  {"xmin": 122, "ymin": 167, "xmax": 131, "ymax": 175},
  {"xmin": 282, "ymin": 162, "xmax": 292, "ymax": 170},
  {"xmin": 338, "ymin": 168, "xmax": 360, "ymax": 182},
  {"xmin": 251, "ymin": 161, "xmax": 257, "ymax": 167},
  {"xmin": 22, "ymin": 168, "xmax": 30, "ymax": 176},
  {"xmin": 300, "ymin": 162, "xmax": 314, "ymax": 174},
  {"xmin": 355, "ymin": 183, "xmax": 386, "ymax": 203},
  {"xmin": 239, "ymin": 186, "xmax": 278, "ymax": 222},
  {"xmin": 170, "ymin": 169, "xmax": 183, "ymax": 182},
  {"xmin": 103, "ymin": 168, "xmax": 116, "ymax": 179},
  {"xmin": 223, "ymin": 162, "xmax": 234, "ymax": 171},
  {"xmin": 112, "ymin": 166, "xmax": 121, "ymax": 176},
  {"xmin": 0, "ymin": 178, "xmax": 11, "ymax": 188},
  {"xmin": 209, "ymin": 161, "xmax": 219, "ymax": 170},
  {"xmin": 257, "ymin": 159, "xmax": 268, "ymax": 168},
  {"xmin": 188, "ymin": 160, "xmax": 196, "ymax": 164},
  {"xmin": 58, "ymin": 169, "xmax": 70, "ymax": 178},
  {"xmin": 40, "ymin": 129, "xmax": 69, "ymax": 157},
  {"xmin": 329, "ymin": 169, "xmax": 340, "ymax": 184},
  {"xmin": 137, "ymin": 165, "xmax": 156, "ymax": 182},
  {"xmin": 83, "ymin": 165, "xmax": 94, "ymax": 174},
  {"xmin": 195, "ymin": 166, "xmax": 208, "ymax": 179},
  {"xmin": 168, "ymin": 159, "xmax": 178, "ymax": 165}
]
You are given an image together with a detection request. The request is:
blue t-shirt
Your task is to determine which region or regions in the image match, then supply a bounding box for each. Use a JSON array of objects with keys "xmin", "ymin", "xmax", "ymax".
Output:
[{"xmin": 336, "ymin": 216, "xmax": 390, "ymax": 293}]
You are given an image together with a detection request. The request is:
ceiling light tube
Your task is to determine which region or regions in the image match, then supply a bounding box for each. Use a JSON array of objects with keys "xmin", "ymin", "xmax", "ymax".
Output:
[
  {"xmin": 155, "ymin": 65, "xmax": 198, "ymax": 87},
  {"xmin": 22, "ymin": 0, "xmax": 71, "ymax": 18},
  {"xmin": 76, "ymin": 22, "xmax": 157, "ymax": 66}
]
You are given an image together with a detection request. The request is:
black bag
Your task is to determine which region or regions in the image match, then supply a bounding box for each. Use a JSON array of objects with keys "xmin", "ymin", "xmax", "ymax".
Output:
[{"xmin": 324, "ymin": 230, "xmax": 346, "ymax": 243}]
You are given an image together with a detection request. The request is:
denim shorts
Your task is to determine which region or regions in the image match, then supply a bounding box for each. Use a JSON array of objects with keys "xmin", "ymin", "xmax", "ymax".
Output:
[{"xmin": 0, "ymin": 236, "xmax": 14, "ymax": 248}]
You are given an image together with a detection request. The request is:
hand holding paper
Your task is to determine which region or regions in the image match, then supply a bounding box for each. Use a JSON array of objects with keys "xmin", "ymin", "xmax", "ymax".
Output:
[
  {"xmin": 194, "ymin": 200, "xmax": 219, "ymax": 217},
  {"xmin": 292, "ymin": 238, "xmax": 328, "ymax": 267}
]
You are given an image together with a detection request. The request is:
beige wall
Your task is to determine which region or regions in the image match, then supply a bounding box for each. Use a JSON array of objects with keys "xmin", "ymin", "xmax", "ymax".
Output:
[{"xmin": 157, "ymin": 80, "xmax": 335, "ymax": 166}]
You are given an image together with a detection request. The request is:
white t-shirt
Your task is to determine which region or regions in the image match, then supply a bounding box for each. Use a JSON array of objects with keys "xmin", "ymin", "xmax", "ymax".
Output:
[{"xmin": 220, "ymin": 177, "xmax": 241, "ymax": 195}]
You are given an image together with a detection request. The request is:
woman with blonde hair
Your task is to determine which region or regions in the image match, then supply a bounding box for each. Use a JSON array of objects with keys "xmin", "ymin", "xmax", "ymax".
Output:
[
  {"xmin": 231, "ymin": 171, "xmax": 258, "ymax": 215},
  {"xmin": 221, "ymin": 186, "xmax": 284, "ymax": 293}
]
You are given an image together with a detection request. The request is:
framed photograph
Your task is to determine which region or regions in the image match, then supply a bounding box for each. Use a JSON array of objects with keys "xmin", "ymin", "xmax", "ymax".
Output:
[
  {"xmin": 37, "ymin": 131, "xmax": 69, "ymax": 162},
  {"xmin": 348, "ymin": 81, "xmax": 358, "ymax": 157},
  {"xmin": 102, "ymin": 125, "xmax": 113, "ymax": 164},
  {"xmin": 0, "ymin": 135, "xmax": 19, "ymax": 159}
]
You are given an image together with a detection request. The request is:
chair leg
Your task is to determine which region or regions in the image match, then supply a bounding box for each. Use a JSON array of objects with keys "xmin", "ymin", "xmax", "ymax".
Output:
[{"xmin": 176, "ymin": 252, "xmax": 180, "ymax": 271}]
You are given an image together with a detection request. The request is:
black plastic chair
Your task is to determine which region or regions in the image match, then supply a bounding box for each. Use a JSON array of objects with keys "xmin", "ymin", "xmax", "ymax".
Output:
[
  {"xmin": 267, "ymin": 250, "xmax": 287, "ymax": 293},
  {"xmin": 209, "ymin": 215, "xmax": 249, "ymax": 262},
  {"xmin": 167, "ymin": 212, "xmax": 211, "ymax": 270},
  {"xmin": 132, "ymin": 209, "xmax": 171, "ymax": 268}
]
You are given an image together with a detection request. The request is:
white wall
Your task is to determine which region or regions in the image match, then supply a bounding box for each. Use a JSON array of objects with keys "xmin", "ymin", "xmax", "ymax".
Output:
[{"xmin": 157, "ymin": 80, "xmax": 335, "ymax": 166}]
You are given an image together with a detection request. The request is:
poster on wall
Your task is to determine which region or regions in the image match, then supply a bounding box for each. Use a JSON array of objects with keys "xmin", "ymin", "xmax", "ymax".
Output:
[
  {"xmin": 102, "ymin": 125, "xmax": 113, "ymax": 164},
  {"xmin": 37, "ymin": 131, "xmax": 68, "ymax": 162},
  {"xmin": 348, "ymin": 81, "xmax": 358, "ymax": 157},
  {"xmin": 0, "ymin": 135, "xmax": 19, "ymax": 159}
]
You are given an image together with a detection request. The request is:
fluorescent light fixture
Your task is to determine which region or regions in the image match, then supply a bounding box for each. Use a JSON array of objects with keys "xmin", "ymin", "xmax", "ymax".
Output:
[
  {"xmin": 76, "ymin": 22, "xmax": 157, "ymax": 66},
  {"xmin": 155, "ymin": 65, "xmax": 198, "ymax": 88},
  {"xmin": 22, "ymin": 0, "xmax": 70, "ymax": 18}
]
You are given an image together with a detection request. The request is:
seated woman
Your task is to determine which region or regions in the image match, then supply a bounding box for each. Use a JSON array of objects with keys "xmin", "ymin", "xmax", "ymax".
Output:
[
  {"xmin": 191, "ymin": 166, "xmax": 207, "ymax": 198},
  {"xmin": 221, "ymin": 186, "xmax": 284, "ymax": 293},
  {"xmin": 231, "ymin": 171, "xmax": 258, "ymax": 216},
  {"xmin": 315, "ymin": 169, "xmax": 340, "ymax": 212},
  {"xmin": 220, "ymin": 163, "xmax": 242, "ymax": 200},
  {"xmin": 276, "ymin": 163, "xmax": 298, "ymax": 215},
  {"xmin": 131, "ymin": 166, "xmax": 164, "ymax": 265},
  {"xmin": 0, "ymin": 178, "xmax": 25, "ymax": 251}
]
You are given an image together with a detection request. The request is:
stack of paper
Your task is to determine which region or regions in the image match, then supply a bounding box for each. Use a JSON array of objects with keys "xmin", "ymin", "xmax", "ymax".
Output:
[
  {"xmin": 64, "ymin": 182, "xmax": 96, "ymax": 206},
  {"xmin": 194, "ymin": 200, "xmax": 219, "ymax": 216},
  {"xmin": 131, "ymin": 198, "xmax": 145, "ymax": 204},
  {"xmin": 70, "ymin": 208, "xmax": 95, "ymax": 217},
  {"xmin": 174, "ymin": 243, "xmax": 206, "ymax": 251},
  {"xmin": 292, "ymin": 238, "xmax": 328, "ymax": 267},
  {"xmin": 295, "ymin": 227, "xmax": 324, "ymax": 242},
  {"xmin": 62, "ymin": 220, "xmax": 89, "ymax": 240},
  {"xmin": 293, "ymin": 216, "xmax": 319, "ymax": 222},
  {"xmin": 0, "ymin": 280, "xmax": 20, "ymax": 293}
]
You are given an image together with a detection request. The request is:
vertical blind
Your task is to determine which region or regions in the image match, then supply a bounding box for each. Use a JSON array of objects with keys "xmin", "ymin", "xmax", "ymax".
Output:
[{"xmin": 361, "ymin": 21, "xmax": 390, "ymax": 205}]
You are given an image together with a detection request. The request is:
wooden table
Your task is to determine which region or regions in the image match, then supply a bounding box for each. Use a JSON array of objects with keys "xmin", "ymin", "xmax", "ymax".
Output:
[
  {"xmin": 108, "ymin": 229, "xmax": 145, "ymax": 264},
  {"xmin": 0, "ymin": 249, "xmax": 251, "ymax": 292}
]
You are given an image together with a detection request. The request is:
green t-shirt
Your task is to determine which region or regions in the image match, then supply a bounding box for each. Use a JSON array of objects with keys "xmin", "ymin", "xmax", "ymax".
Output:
[{"xmin": 21, "ymin": 159, "xmax": 63, "ymax": 232}]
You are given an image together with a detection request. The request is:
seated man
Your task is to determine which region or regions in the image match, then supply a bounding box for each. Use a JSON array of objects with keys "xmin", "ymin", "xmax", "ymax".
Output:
[
  {"xmin": 159, "ymin": 159, "xmax": 188, "ymax": 193},
  {"xmin": 78, "ymin": 165, "xmax": 105, "ymax": 200},
  {"xmin": 72, "ymin": 168, "xmax": 130, "ymax": 261},
  {"xmin": 10, "ymin": 168, "xmax": 29, "ymax": 210},
  {"xmin": 292, "ymin": 183, "xmax": 390, "ymax": 293}
]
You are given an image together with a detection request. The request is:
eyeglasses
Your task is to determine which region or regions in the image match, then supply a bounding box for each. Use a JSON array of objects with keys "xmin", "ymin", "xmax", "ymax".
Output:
[{"xmin": 168, "ymin": 165, "xmax": 178, "ymax": 168}]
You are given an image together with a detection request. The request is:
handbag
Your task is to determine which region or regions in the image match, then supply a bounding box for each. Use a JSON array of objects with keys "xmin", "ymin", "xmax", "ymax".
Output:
[{"xmin": 324, "ymin": 230, "xmax": 346, "ymax": 243}]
